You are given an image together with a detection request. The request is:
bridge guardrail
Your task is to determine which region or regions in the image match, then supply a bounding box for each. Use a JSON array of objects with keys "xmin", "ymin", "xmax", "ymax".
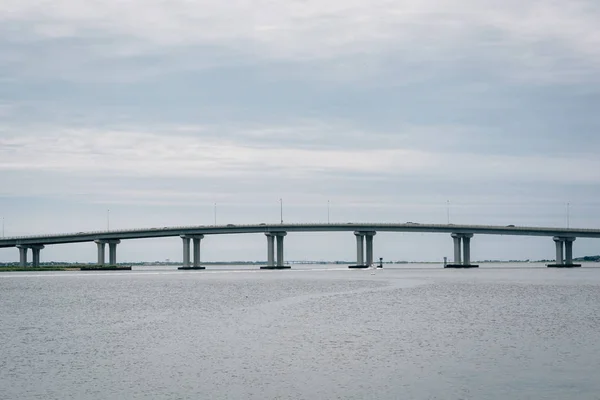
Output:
[{"xmin": 1, "ymin": 222, "xmax": 600, "ymax": 243}]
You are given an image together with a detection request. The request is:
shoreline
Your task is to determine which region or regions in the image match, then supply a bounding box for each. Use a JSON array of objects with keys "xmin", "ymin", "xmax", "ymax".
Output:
[
  {"xmin": 0, "ymin": 265, "xmax": 131, "ymax": 272},
  {"xmin": 1, "ymin": 260, "xmax": 599, "ymax": 272}
]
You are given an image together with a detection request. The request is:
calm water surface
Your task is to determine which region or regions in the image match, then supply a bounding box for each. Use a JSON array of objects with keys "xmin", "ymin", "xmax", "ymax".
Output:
[{"xmin": 1, "ymin": 263, "xmax": 600, "ymax": 399}]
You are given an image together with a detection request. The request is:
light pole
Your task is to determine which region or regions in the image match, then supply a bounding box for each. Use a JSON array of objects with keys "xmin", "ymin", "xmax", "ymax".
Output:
[
  {"xmin": 107, "ymin": 209, "xmax": 110, "ymax": 231},
  {"xmin": 280, "ymin": 198, "xmax": 283, "ymax": 224},
  {"xmin": 2, "ymin": 217, "xmax": 4, "ymax": 238},
  {"xmin": 327, "ymin": 200, "xmax": 330, "ymax": 224},
  {"xmin": 214, "ymin": 203, "xmax": 217, "ymax": 226},
  {"xmin": 566, "ymin": 202, "xmax": 570, "ymax": 228},
  {"xmin": 446, "ymin": 200, "xmax": 450, "ymax": 224}
]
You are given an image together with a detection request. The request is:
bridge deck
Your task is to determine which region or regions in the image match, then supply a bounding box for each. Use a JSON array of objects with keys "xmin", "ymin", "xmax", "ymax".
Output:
[{"xmin": 2, "ymin": 223, "xmax": 600, "ymax": 248}]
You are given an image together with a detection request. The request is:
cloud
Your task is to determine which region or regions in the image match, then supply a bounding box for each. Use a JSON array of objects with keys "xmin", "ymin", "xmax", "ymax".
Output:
[
  {"xmin": 1, "ymin": 0, "xmax": 599, "ymax": 83},
  {"xmin": 1, "ymin": 124, "xmax": 599, "ymax": 205},
  {"xmin": 0, "ymin": 126, "xmax": 432, "ymax": 177}
]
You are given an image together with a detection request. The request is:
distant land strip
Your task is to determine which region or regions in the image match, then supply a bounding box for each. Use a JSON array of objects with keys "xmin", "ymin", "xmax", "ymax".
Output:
[{"xmin": 1, "ymin": 255, "xmax": 599, "ymax": 271}]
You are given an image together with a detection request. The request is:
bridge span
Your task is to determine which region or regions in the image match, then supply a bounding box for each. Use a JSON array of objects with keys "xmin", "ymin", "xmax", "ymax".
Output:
[{"xmin": 2, "ymin": 222, "xmax": 599, "ymax": 269}]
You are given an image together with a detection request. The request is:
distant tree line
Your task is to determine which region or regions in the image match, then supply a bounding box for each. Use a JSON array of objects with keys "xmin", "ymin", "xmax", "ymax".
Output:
[{"xmin": 574, "ymin": 255, "xmax": 600, "ymax": 262}]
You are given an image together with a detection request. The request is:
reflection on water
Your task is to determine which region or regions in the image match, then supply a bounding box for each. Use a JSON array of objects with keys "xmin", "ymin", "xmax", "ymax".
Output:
[{"xmin": 1, "ymin": 264, "xmax": 600, "ymax": 399}]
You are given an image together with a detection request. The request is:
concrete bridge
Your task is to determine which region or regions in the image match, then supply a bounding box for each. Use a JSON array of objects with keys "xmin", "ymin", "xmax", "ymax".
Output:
[{"xmin": 2, "ymin": 222, "xmax": 599, "ymax": 269}]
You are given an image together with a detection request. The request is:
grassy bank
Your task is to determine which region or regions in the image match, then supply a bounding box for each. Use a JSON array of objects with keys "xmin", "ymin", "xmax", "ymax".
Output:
[
  {"xmin": 0, "ymin": 266, "xmax": 73, "ymax": 272},
  {"xmin": 80, "ymin": 265, "xmax": 132, "ymax": 271},
  {"xmin": 0, "ymin": 265, "xmax": 131, "ymax": 272}
]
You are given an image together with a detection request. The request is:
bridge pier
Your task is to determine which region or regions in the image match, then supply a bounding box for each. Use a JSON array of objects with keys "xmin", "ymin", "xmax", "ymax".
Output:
[
  {"xmin": 95, "ymin": 241, "xmax": 106, "ymax": 265},
  {"xmin": 179, "ymin": 235, "xmax": 205, "ymax": 270},
  {"xmin": 94, "ymin": 239, "xmax": 120, "ymax": 265},
  {"xmin": 192, "ymin": 236, "xmax": 203, "ymax": 268},
  {"xmin": 565, "ymin": 238, "xmax": 574, "ymax": 264},
  {"xmin": 266, "ymin": 234, "xmax": 275, "ymax": 266},
  {"xmin": 181, "ymin": 236, "xmax": 190, "ymax": 267},
  {"xmin": 108, "ymin": 240, "xmax": 120, "ymax": 265},
  {"xmin": 354, "ymin": 233, "xmax": 364, "ymax": 267},
  {"xmin": 554, "ymin": 237, "xmax": 564, "ymax": 265},
  {"xmin": 349, "ymin": 231, "xmax": 376, "ymax": 268},
  {"xmin": 261, "ymin": 232, "xmax": 290, "ymax": 269},
  {"xmin": 445, "ymin": 233, "xmax": 478, "ymax": 268},
  {"xmin": 31, "ymin": 245, "xmax": 44, "ymax": 267},
  {"xmin": 452, "ymin": 235, "xmax": 462, "ymax": 265},
  {"xmin": 17, "ymin": 246, "xmax": 28, "ymax": 267},
  {"xmin": 16, "ymin": 245, "xmax": 45, "ymax": 267},
  {"xmin": 547, "ymin": 237, "xmax": 580, "ymax": 267},
  {"xmin": 463, "ymin": 235, "xmax": 472, "ymax": 265}
]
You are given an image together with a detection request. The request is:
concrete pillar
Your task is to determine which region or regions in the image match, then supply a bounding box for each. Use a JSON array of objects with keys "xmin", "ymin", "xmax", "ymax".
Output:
[
  {"xmin": 276, "ymin": 233, "xmax": 286, "ymax": 267},
  {"xmin": 18, "ymin": 246, "xmax": 28, "ymax": 267},
  {"xmin": 462, "ymin": 234, "xmax": 473, "ymax": 266},
  {"xmin": 355, "ymin": 232, "xmax": 364, "ymax": 266},
  {"xmin": 564, "ymin": 237, "xmax": 575, "ymax": 265},
  {"xmin": 262, "ymin": 233, "xmax": 288, "ymax": 269},
  {"xmin": 446, "ymin": 233, "xmax": 477, "ymax": 268},
  {"xmin": 549, "ymin": 237, "xmax": 580, "ymax": 268},
  {"xmin": 31, "ymin": 245, "xmax": 44, "ymax": 267},
  {"xmin": 452, "ymin": 234, "xmax": 462, "ymax": 265},
  {"xmin": 179, "ymin": 235, "xmax": 205, "ymax": 269},
  {"xmin": 554, "ymin": 237, "xmax": 564, "ymax": 265},
  {"xmin": 181, "ymin": 236, "xmax": 191, "ymax": 267},
  {"xmin": 192, "ymin": 235, "xmax": 204, "ymax": 268},
  {"xmin": 266, "ymin": 234, "xmax": 275, "ymax": 267},
  {"xmin": 95, "ymin": 241, "xmax": 106, "ymax": 266},
  {"xmin": 108, "ymin": 240, "xmax": 120, "ymax": 265},
  {"xmin": 365, "ymin": 232, "xmax": 376, "ymax": 266}
]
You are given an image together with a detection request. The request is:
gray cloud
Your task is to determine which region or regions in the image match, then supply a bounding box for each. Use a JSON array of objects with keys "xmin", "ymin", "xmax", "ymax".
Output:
[{"xmin": 1, "ymin": 0, "xmax": 599, "ymax": 83}]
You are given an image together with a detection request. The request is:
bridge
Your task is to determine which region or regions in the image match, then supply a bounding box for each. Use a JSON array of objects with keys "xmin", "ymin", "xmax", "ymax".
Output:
[{"xmin": 2, "ymin": 222, "xmax": 599, "ymax": 269}]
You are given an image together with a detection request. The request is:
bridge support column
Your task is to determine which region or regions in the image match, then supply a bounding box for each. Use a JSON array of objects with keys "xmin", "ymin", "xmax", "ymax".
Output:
[
  {"xmin": 547, "ymin": 237, "xmax": 580, "ymax": 268},
  {"xmin": 95, "ymin": 241, "xmax": 106, "ymax": 266},
  {"xmin": 179, "ymin": 235, "xmax": 205, "ymax": 270},
  {"xmin": 445, "ymin": 233, "xmax": 478, "ymax": 268},
  {"xmin": 266, "ymin": 234, "xmax": 275, "ymax": 267},
  {"xmin": 16, "ymin": 245, "xmax": 45, "ymax": 267},
  {"xmin": 349, "ymin": 231, "xmax": 376, "ymax": 268},
  {"xmin": 565, "ymin": 238, "xmax": 574, "ymax": 265},
  {"xmin": 353, "ymin": 233, "xmax": 364, "ymax": 267},
  {"xmin": 192, "ymin": 236, "xmax": 204, "ymax": 268},
  {"xmin": 107, "ymin": 240, "xmax": 120, "ymax": 265},
  {"xmin": 94, "ymin": 240, "xmax": 119, "ymax": 266},
  {"xmin": 261, "ymin": 232, "xmax": 290, "ymax": 269},
  {"xmin": 17, "ymin": 246, "xmax": 28, "ymax": 267},
  {"xmin": 554, "ymin": 237, "xmax": 564, "ymax": 265},
  {"xmin": 463, "ymin": 235, "xmax": 472, "ymax": 266},
  {"xmin": 31, "ymin": 245, "xmax": 44, "ymax": 267},
  {"xmin": 452, "ymin": 235, "xmax": 462, "ymax": 265},
  {"xmin": 181, "ymin": 236, "xmax": 190, "ymax": 268},
  {"xmin": 276, "ymin": 234, "xmax": 285, "ymax": 267},
  {"xmin": 365, "ymin": 232, "xmax": 375, "ymax": 267}
]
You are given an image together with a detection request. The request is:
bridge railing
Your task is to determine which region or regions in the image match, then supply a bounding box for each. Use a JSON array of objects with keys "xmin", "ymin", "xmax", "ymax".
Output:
[{"xmin": 1, "ymin": 222, "xmax": 599, "ymax": 241}]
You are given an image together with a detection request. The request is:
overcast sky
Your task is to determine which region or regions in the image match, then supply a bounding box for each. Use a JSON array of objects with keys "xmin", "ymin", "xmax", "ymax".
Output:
[{"xmin": 1, "ymin": 0, "xmax": 600, "ymax": 263}]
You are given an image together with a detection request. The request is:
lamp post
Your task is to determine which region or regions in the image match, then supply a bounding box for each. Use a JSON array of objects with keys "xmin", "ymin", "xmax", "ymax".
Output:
[
  {"xmin": 446, "ymin": 200, "xmax": 450, "ymax": 224},
  {"xmin": 566, "ymin": 202, "xmax": 570, "ymax": 228},
  {"xmin": 107, "ymin": 209, "xmax": 110, "ymax": 231},
  {"xmin": 280, "ymin": 198, "xmax": 283, "ymax": 224},
  {"xmin": 214, "ymin": 203, "xmax": 217, "ymax": 226},
  {"xmin": 327, "ymin": 200, "xmax": 330, "ymax": 224}
]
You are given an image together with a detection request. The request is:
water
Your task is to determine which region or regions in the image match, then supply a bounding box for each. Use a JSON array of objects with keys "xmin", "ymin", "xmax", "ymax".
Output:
[{"xmin": 1, "ymin": 263, "xmax": 600, "ymax": 399}]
